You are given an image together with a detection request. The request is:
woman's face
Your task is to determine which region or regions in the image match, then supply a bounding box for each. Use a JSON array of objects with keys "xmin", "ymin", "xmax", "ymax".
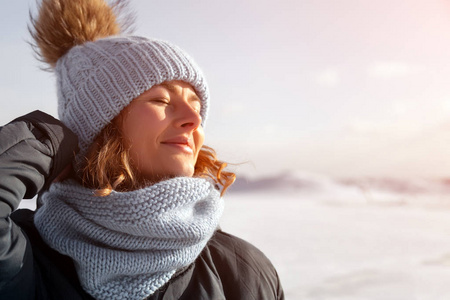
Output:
[{"xmin": 120, "ymin": 80, "xmax": 204, "ymax": 182}]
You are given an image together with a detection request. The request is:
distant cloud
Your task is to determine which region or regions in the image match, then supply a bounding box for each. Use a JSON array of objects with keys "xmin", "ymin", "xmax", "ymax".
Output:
[
  {"xmin": 441, "ymin": 99, "xmax": 450, "ymax": 113},
  {"xmin": 367, "ymin": 62, "xmax": 414, "ymax": 79},
  {"xmin": 347, "ymin": 119, "xmax": 389, "ymax": 135},
  {"xmin": 346, "ymin": 117, "xmax": 425, "ymax": 140},
  {"xmin": 315, "ymin": 68, "xmax": 339, "ymax": 87},
  {"xmin": 221, "ymin": 102, "xmax": 246, "ymax": 117}
]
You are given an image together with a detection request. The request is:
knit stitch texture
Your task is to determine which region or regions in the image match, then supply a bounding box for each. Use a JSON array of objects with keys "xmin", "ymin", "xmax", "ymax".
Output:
[
  {"xmin": 55, "ymin": 36, "xmax": 209, "ymax": 164},
  {"xmin": 34, "ymin": 177, "xmax": 223, "ymax": 300}
]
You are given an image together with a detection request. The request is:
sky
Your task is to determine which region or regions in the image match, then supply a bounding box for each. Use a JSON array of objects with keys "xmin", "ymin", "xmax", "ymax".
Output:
[{"xmin": 2, "ymin": 0, "xmax": 450, "ymax": 178}]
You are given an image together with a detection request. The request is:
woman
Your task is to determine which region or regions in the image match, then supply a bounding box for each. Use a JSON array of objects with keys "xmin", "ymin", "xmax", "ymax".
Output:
[{"xmin": 0, "ymin": 0, "xmax": 284, "ymax": 299}]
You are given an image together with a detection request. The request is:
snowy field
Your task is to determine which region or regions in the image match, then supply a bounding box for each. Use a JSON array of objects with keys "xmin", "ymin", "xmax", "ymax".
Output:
[
  {"xmin": 221, "ymin": 173, "xmax": 450, "ymax": 300},
  {"xmin": 18, "ymin": 172, "xmax": 450, "ymax": 300}
]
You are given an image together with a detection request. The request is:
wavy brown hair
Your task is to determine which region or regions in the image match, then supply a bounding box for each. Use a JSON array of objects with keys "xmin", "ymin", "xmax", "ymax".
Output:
[{"xmin": 80, "ymin": 117, "xmax": 235, "ymax": 197}]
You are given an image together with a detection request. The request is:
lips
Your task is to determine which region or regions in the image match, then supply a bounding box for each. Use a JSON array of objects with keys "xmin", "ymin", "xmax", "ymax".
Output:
[{"xmin": 161, "ymin": 136, "xmax": 194, "ymax": 153}]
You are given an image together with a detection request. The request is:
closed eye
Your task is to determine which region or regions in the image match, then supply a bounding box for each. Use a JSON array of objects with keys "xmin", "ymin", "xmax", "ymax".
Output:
[{"xmin": 151, "ymin": 99, "xmax": 170, "ymax": 105}]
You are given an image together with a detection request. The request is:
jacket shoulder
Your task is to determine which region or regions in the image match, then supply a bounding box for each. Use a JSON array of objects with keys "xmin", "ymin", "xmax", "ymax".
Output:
[
  {"xmin": 209, "ymin": 230, "xmax": 274, "ymax": 271},
  {"xmin": 161, "ymin": 230, "xmax": 284, "ymax": 300},
  {"xmin": 203, "ymin": 230, "xmax": 284, "ymax": 300}
]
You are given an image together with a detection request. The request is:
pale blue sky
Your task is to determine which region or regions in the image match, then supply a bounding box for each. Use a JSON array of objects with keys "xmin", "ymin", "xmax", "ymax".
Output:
[{"xmin": 2, "ymin": 0, "xmax": 450, "ymax": 178}]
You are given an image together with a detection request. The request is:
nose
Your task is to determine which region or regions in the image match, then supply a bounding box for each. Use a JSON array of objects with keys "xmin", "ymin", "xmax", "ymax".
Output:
[{"xmin": 175, "ymin": 101, "xmax": 202, "ymax": 130}]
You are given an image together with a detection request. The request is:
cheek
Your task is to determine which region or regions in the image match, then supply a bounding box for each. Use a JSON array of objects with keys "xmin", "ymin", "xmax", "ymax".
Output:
[
  {"xmin": 122, "ymin": 107, "xmax": 162, "ymax": 142},
  {"xmin": 194, "ymin": 127, "xmax": 205, "ymax": 154},
  {"xmin": 120, "ymin": 111, "xmax": 162, "ymax": 169}
]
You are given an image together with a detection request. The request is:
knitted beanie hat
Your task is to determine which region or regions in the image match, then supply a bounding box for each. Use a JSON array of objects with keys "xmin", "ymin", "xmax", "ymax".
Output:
[{"xmin": 31, "ymin": 0, "xmax": 209, "ymax": 158}]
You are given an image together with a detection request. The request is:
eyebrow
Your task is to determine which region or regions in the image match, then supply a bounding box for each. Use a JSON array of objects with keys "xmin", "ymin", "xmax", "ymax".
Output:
[{"xmin": 159, "ymin": 82, "xmax": 178, "ymax": 93}]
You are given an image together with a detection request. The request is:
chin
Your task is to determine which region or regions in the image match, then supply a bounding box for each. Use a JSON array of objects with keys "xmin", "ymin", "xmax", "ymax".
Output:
[
  {"xmin": 174, "ymin": 170, "xmax": 195, "ymax": 178},
  {"xmin": 140, "ymin": 162, "xmax": 196, "ymax": 182},
  {"xmin": 155, "ymin": 169, "xmax": 196, "ymax": 181},
  {"xmin": 173, "ymin": 166, "xmax": 196, "ymax": 178}
]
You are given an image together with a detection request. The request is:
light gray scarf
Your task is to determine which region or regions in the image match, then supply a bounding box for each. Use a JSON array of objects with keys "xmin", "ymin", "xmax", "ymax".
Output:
[{"xmin": 34, "ymin": 177, "xmax": 223, "ymax": 300}]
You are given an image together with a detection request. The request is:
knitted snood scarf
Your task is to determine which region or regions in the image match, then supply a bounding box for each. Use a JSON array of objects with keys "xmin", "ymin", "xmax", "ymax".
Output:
[{"xmin": 34, "ymin": 177, "xmax": 223, "ymax": 300}]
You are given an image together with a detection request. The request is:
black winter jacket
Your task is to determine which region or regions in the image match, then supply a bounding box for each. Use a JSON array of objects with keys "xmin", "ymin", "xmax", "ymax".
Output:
[{"xmin": 0, "ymin": 111, "xmax": 284, "ymax": 300}]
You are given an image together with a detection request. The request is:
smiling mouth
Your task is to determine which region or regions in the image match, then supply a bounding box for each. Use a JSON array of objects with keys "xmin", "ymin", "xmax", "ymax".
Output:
[
  {"xmin": 161, "ymin": 142, "xmax": 193, "ymax": 154},
  {"xmin": 161, "ymin": 137, "xmax": 194, "ymax": 154}
]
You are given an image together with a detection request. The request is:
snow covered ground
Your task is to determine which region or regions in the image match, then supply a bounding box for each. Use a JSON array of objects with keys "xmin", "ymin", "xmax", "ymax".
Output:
[{"xmin": 221, "ymin": 174, "xmax": 450, "ymax": 300}]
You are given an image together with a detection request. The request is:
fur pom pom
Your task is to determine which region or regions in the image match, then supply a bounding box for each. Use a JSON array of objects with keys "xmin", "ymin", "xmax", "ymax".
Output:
[{"xmin": 29, "ymin": 0, "xmax": 134, "ymax": 69}]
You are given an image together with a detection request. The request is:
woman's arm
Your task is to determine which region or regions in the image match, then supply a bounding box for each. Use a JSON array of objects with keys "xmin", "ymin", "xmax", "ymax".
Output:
[{"xmin": 0, "ymin": 110, "xmax": 78, "ymax": 287}]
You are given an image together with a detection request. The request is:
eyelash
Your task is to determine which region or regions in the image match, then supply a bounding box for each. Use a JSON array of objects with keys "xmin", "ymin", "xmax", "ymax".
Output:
[
  {"xmin": 150, "ymin": 99, "xmax": 201, "ymax": 113},
  {"xmin": 152, "ymin": 99, "xmax": 169, "ymax": 105}
]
